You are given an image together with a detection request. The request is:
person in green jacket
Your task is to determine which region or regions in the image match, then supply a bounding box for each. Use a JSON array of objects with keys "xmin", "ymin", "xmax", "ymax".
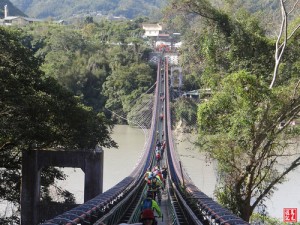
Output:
[{"xmin": 140, "ymin": 191, "xmax": 162, "ymax": 219}]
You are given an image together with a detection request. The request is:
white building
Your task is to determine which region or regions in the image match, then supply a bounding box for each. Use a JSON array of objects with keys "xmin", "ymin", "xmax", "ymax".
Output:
[
  {"xmin": 2, "ymin": 16, "xmax": 44, "ymax": 26},
  {"xmin": 1, "ymin": 5, "xmax": 64, "ymax": 26},
  {"xmin": 142, "ymin": 23, "xmax": 162, "ymax": 37}
]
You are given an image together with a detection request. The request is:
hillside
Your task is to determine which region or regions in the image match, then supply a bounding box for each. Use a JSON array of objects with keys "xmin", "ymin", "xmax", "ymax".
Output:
[
  {"xmin": 0, "ymin": 0, "xmax": 26, "ymax": 17},
  {"xmin": 9, "ymin": 0, "xmax": 167, "ymax": 20},
  {"xmin": 5, "ymin": 0, "xmax": 298, "ymax": 26}
]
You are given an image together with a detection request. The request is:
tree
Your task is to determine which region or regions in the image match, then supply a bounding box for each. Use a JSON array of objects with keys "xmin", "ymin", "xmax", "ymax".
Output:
[
  {"xmin": 0, "ymin": 27, "xmax": 116, "ymax": 223},
  {"xmin": 103, "ymin": 62, "xmax": 155, "ymax": 113},
  {"xmin": 198, "ymin": 71, "xmax": 300, "ymax": 221},
  {"xmin": 172, "ymin": 98, "xmax": 198, "ymax": 130},
  {"xmin": 166, "ymin": 0, "xmax": 274, "ymax": 89}
]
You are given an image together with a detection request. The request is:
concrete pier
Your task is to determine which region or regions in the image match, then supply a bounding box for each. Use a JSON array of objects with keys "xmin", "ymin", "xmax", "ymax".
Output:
[{"xmin": 21, "ymin": 148, "xmax": 103, "ymax": 225}]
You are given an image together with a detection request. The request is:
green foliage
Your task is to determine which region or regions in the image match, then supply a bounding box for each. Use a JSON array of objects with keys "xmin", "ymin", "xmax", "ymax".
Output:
[
  {"xmin": 197, "ymin": 69, "xmax": 300, "ymax": 221},
  {"xmin": 0, "ymin": 26, "xmax": 116, "ymax": 223},
  {"xmin": 184, "ymin": 13, "xmax": 273, "ymax": 89},
  {"xmin": 166, "ymin": 3, "xmax": 269, "ymax": 92},
  {"xmin": 19, "ymin": 19, "xmax": 154, "ymax": 115},
  {"xmin": 198, "ymin": 71, "xmax": 269, "ymax": 159},
  {"xmin": 172, "ymin": 98, "xmax": 198, "ymax": 129},
  {"xmin": 103, "ymin": 62, "xmax": 155, "ymax": 112}
]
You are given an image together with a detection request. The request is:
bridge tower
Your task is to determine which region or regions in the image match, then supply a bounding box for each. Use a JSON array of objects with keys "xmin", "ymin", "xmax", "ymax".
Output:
[
  {"xmin": 21, "ymin": 148, "xmax": 103, "ymax": 225},
  {"xmin": 170, "ymin": 66, "xmax": 183, "ymax": 98}
]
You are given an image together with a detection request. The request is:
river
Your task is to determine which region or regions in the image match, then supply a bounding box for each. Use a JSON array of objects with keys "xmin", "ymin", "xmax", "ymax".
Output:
[{"xmin": 58, "ymin": 125, "xmax": 300, "ymax": 221}]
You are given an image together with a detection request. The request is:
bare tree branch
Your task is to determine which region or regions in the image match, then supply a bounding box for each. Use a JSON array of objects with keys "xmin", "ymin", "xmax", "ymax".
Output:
[
  {"xmin": 270, "ymin": 0, "xmax": 300, "ymax": 88},
  {"xmin": 292, "ymin": 79, "xmax": 300, "ymax": 98},
  {"xmin": 252, "ymin": 155, "xmax": 300, "ymax": 208},
  {"xmin": 287, "ymin": 0, "xmax": 299, "ymax": 14},
  {"xmin": 270, "ymin": 0, "xmax": 288, "ymax": 89},
  {"xmin": 287, "ymin": 23, "xmax": 300, "ymax": 39}
]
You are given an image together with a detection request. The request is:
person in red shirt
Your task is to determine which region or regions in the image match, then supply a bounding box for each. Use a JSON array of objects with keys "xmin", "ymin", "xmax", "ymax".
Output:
[{"xmin": 118, "ymin": 209, "xmax": 157, "ymax": 225}]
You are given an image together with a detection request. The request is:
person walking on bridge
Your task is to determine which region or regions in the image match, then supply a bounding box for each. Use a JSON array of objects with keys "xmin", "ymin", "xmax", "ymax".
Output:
[
  {"xmin": 119, "ymin": 209, "xmax": 158, "ymax": 225},
  {"xmin": 147, "ymin": 175, "xmax": 163, "ymax": 204},
  {"xmin": 141, "ymin": 191, "xmax": 162, "ymax": 219}
]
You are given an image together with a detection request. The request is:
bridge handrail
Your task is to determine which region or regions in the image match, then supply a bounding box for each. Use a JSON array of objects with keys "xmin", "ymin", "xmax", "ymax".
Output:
[{"xmin": 93, "ymin": 178, "xmax": 146, "ymax": 225}]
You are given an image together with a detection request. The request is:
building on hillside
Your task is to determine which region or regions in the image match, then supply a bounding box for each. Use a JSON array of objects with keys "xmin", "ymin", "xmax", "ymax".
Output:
[
  {"xmin": 0, "ymin": 5, "xmax": 64, "ymax": 26},
  {"xmin": 157, "ymin": 33, "xmax": 170, "ymax": 40},
  {"xmin": 142, "ymin": 23, "xmax": 163, "ymax": 37},
  {"xmin": 182, "ymin": 90, "xmax": 199, "ymax": 99},
  {"xmin": 142, "ymin": 23, "xmax": 182, "ymax": 52},
  {"xmin": 2, "ymin": 16, "xmax": 44, "ymax": 26},
  {"xmin": 106, "ymin": 14, "xmax": 127, "ymax": 21},
  {"xmin": 155, "ymin": 41, "xmax": 171, "ymax": 51}
]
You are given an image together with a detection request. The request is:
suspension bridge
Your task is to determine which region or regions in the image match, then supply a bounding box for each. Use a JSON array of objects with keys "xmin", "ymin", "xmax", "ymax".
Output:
[{"xmin": 41, "ymin": 57, "xmax": 250, "ymax": 225}]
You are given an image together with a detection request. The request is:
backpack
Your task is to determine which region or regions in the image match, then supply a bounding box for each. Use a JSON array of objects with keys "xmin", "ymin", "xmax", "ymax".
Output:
[{"xmin": 142, "ymin": 198, "xmax": 152, "ymax": 210}]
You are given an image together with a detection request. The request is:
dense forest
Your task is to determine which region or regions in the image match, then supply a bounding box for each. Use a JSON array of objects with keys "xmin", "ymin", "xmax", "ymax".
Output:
[{"xmin": 1, "ymin": 0, "xmax": 300, "ymax": 224}]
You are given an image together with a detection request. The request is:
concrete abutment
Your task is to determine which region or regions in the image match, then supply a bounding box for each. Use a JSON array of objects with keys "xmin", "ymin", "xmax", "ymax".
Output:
[{"xmin": 21, "ymin": 149, "xmax": 103, "ymax": 225}]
